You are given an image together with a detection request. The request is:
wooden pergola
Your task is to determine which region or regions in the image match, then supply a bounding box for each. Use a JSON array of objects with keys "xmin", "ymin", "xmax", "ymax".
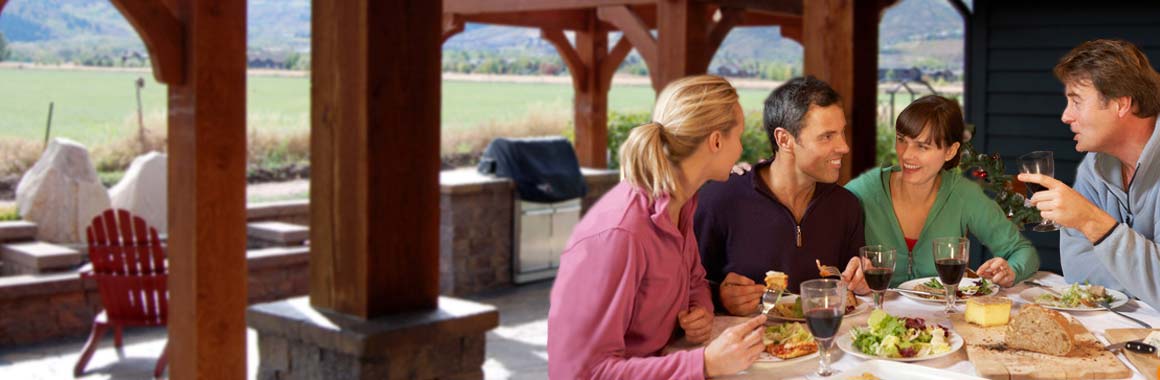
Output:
[
  {"xmin": 0, "ymin": 0, "xmax": 248, "ymax": 378},
  {"xmin": 444, "ymin": 0, "xmax": 898, "ymax": 179},
  {"xmin": 0, "ymin": 0, "xmax": 908, "ymax": 378}
]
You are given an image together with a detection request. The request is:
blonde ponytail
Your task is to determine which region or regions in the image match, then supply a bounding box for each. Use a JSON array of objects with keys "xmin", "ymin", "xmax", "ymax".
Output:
[{"xmin": 619, "ymin": 75, "xmax": 740, "ymax": 198}]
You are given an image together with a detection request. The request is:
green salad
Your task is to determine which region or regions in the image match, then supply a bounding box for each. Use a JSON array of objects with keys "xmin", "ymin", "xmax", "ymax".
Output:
[
  {"xmin": 851, "ymin": 310, "xmax": 952, "ymax": 358},
  {"xmin": 1034, "ymin": 283, "xmax": 1115, "ymax": 308},
  {"xmin": 922, "ymin": 277, "xmax": 995, "ymax": 297}
]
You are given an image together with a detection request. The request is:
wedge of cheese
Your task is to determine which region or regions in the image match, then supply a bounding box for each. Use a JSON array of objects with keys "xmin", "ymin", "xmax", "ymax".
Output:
[{"xmin": 965, "ymin": 296, "xmax": 1012, "ymax": 327}]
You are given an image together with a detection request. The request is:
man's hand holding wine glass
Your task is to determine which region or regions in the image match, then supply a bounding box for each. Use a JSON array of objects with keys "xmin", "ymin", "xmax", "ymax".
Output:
[{"xmin": 1017, "ymin": 172, "xmax": 1118, "ymax": 243}]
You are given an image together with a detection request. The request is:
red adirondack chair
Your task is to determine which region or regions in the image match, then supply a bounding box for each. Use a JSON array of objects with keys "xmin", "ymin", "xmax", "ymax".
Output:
[{"xmin": 74, "ymin": 209, "xmax": 169, "ymax": 378}]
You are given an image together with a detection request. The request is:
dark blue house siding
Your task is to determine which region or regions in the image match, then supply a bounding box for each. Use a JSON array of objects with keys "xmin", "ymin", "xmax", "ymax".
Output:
[{"xmin": 965, "ymin": 0, "xmax": 1160, "ymax": 274}]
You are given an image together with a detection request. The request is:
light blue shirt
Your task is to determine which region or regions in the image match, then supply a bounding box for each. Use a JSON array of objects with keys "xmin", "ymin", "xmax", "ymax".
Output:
[{"xmin": 1061, "ymin": 118, "xmax": 1160, "ymax": 310}]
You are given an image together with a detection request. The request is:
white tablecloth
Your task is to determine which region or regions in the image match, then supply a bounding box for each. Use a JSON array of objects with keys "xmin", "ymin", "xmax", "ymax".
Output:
[{"xmin": 706, "ymin": 272, "xmax": 1160, "ymax": 379}]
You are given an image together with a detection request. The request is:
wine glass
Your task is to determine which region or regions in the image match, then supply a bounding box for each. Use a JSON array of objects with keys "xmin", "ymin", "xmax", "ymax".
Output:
[
  {"xmin": 932, "ymin": 237, "xmax": 969, "ymax": 315},
  {"xmin": 860, "ymin": 245, "xmax": 896, "ymax": 311},
  {"xmin": 800, "ymin": 279, "xmax": 846, "ymax": 378},
  {"xmin": 1018, "ymin": 151, "xmax": 1061, "ymax": 232}
]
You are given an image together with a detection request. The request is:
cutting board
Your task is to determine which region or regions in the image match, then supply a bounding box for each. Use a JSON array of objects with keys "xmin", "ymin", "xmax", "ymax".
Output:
[
  {"xmin": 1105, "ymin": 328, "xmax": 1160, "ymax": 380},
  {"xmin": 950, "ymin": 313, "xmax": 1131, "ymax": 379}
]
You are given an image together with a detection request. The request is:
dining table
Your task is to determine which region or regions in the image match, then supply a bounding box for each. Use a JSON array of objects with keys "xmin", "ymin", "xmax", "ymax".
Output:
[{"xmin": 667, "ymin": 271, "xmax": 1160, "ymax": 379}]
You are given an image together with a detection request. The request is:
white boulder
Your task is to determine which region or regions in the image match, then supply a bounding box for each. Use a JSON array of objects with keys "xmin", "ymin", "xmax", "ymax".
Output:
[
  {"xmin": 15, "ymin": 138, "xmax": 111, "ymax": 244},
  {"xmin": 110, "ymin": 152, "xmax": 167, "ymax": 233}
]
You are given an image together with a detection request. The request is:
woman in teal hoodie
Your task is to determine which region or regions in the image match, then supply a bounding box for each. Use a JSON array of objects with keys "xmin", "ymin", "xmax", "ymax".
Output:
[{"xmin": 845, "ymin": 95, "xmax": 1039, "ymax": 287}]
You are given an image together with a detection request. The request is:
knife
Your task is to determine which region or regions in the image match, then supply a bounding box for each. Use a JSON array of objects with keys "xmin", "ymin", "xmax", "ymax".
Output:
[
  {"xmin": 1105, "ymin": 340, "xmax": 1157, "ymax": 355},
  {"xmin": 890, "ymin": 287, "xmax": 943, "ymax": 298}
]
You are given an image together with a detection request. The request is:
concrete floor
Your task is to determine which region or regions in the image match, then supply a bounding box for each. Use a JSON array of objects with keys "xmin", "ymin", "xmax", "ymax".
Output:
[{"xmin": 0, "ymin": 280, "xmax": 554, "ymax": 379}]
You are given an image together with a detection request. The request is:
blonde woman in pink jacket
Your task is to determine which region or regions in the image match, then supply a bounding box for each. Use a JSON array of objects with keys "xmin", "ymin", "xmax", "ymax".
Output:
[{"xmin": 548, "ymin": 75, "xmax": 767, "ymax": 379}]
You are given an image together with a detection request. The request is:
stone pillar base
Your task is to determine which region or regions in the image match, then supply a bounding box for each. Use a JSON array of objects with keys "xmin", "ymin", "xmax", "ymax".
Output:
[{"xmin": 247, "ymin": 296, "xmax": 498, "ymax": 380}]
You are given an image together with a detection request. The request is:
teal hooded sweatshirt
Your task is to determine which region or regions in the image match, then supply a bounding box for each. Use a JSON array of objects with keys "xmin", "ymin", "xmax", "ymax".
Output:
[{"xmin": 845, "ymin": 167, "xmax": 1040, "ymax": 287}]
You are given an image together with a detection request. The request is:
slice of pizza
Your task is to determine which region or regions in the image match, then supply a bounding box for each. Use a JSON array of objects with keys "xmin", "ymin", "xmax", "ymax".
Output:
[
  {"xmin": 764, "ymin": 271, "xmax": 788, "ymax": 292},
  {"xmin": 764, "ymin": 322, "xmax": 818, "ymax": 359}
]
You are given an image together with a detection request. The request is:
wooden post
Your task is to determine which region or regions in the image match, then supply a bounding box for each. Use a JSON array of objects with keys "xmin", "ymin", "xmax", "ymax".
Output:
[
  {"xmin": 310, "ymin": 0, "xmax": 441, "ymax": 318},
  {"xmin": 656, "ymin": 0, "xmax": 710, "ymax": 91},
  {"xmin": 803, "ymin": 0, "xmax": 879, "ymax": 183},
  {"xmin": 164, "ymin": 0, "xmax": 248, "ymax": 378}
]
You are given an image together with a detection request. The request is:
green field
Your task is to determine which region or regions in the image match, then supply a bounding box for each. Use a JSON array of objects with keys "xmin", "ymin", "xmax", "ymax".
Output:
[
  {"xmin": 0, "ymin": 68, "xmax": 941, "ymax": 147},
  {"xmin": 0, "ymin": 68, "xmax": 783, "ymax": 146}
]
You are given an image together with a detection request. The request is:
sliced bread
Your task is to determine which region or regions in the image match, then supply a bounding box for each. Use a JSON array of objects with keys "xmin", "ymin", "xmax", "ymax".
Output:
[{"xmin": 1004, "ymin": 304, "xmax": 1075, "ymax": 356}]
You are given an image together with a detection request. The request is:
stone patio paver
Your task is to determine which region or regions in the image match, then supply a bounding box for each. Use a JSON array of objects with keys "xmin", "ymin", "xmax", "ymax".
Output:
[{"xmin": 0, "ymin": 279, "xmax": 555, "ymax": 379}]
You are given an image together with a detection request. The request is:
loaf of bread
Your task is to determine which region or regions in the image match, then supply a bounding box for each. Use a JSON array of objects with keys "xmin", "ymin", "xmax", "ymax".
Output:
[{"xmin": 1004, "ymin": 304, "xmax": 1075, "ymax": 356}]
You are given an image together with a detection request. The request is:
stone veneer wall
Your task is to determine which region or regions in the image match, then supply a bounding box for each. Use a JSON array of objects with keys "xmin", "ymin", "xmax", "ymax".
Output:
[
  {"xmin": 0, "ymin": 247, "xmax": 309, "ymax": 346},
  {"xmin": 438, "ymin": 168, "xmax": 618, "ymax": 296}
]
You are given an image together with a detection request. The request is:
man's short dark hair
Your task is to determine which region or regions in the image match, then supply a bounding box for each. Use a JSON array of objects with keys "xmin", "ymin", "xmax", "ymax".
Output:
[{"xmin": 763, "ymin": 76, "xmax": 842, "ymax": 154}]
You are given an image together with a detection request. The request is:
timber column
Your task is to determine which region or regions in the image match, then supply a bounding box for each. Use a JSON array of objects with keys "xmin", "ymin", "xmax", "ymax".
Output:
[{"xmin": 247, "ymin": 1, "xmax": 497, "ymax": 379}]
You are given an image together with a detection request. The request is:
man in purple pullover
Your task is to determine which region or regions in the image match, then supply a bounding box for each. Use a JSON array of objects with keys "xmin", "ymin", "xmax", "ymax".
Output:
[{"xmin": 694, "ymin": 76, "xmax": 869, "ymax": 316}]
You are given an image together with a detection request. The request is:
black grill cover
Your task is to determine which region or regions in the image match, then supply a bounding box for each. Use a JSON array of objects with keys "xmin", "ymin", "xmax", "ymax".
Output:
[{"xmin": 477, "ymin": 136, "xmax": 588, "ymax": 202}]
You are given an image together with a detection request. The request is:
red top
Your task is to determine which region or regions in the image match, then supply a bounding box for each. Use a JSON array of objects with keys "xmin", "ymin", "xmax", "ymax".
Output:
[{"xmin": 905, "ymin": 238, "xmax": 918, "ymax": 252}]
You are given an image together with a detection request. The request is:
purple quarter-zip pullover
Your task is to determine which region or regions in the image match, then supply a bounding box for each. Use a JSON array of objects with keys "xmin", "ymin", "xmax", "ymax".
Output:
[{"xmin": 694, "ymin": 160, "xmax": 865, "ymax": 303}]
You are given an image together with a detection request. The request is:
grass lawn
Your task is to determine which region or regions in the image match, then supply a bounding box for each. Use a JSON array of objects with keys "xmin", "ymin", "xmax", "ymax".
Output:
[{"xmin": 0, "ymin": 67, "xmax": 943, "ymax": 146}]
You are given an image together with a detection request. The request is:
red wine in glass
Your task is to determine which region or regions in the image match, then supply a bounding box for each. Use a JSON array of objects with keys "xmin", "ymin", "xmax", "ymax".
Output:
[
  {"xmin": 1018, "ymin": 151, "xmax": 1061, "ymax": 232},
  {"xmin": 1025, "ymin": 182, "xmax": 1047, "ymax": 195},
  {"xmin": 935, "ymin": 258, "xmax": 967, "ymax": 285},
  {"xmin": 805, "ymin": 307, "xmax": 844, "ymax": 339},
  {"xmin": 865, "ymin": 268, "xmax": 893, "ymax": 291}
]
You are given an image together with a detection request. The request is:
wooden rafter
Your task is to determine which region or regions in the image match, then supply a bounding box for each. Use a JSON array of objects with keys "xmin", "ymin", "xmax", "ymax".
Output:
[
  {"xmin": 600, "ymin": 36, "xmax": 633, "ymax": 90},
  {"xmin": 0, "ymin": 0, "xmax": 8, "ymax": 14},
  {"xmin": 736, "ymin": 11, "xmax": 800, "ymax": 27},
  {"xmin": 541, "ymin": 28, "xmax": 588, "ymax": 88},
  {"xmin": 109, "ymin": 0, "xmax": 185, "ymax": 84},
  {"xmin": 446, "ymin": 0, "xmax": 653, "ymax": 14},
  {"xmin": 443, "ymin": 13, "xmax": 465, "ymax": 42},
  {"xmin": 462, "ymin": 9, "xmax": 592, "ymax": 30},
  {"xmin": 597, "ymin": 5, "xmax": 658, "ymax": 69},
  {"xmin": 707, "ymin": 7, "xmax": 745, "ymax": 57},
  {"xmin": 698, "ymin": 0, "xmax": 802, "ymax": 17}
]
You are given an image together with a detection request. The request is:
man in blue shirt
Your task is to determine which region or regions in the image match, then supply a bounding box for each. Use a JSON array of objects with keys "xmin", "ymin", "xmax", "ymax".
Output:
[{"xmin": 1020, "ymin": 39, "xmax": 1160, "ymax": 310}]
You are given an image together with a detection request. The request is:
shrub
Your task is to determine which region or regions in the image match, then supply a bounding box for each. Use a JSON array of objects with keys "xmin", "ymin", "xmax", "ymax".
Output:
[
  {"xmin": 0, "ymin": 138, "xmax": 41, "ymax": 177},
  {"xmin": 606, "ymin": 110, "xmax": 772, "ymax": 169}
]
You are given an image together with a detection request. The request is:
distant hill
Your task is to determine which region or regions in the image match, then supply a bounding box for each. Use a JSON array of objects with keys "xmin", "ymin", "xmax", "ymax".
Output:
[{"xmin": 0, "ymin": 0, "xmax": 964, "ymax": 71}]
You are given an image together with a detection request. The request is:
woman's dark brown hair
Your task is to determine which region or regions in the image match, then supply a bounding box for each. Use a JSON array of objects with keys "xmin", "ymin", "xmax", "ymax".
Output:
[{"xmin": 895, "ymin": 95, "xmax": 964, "ymax": 171}]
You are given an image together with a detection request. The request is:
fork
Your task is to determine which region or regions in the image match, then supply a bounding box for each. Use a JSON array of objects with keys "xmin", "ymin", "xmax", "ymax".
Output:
[{"xmin": 1026, "ymin": 280, "xmax": 1153, "ymax": 328}]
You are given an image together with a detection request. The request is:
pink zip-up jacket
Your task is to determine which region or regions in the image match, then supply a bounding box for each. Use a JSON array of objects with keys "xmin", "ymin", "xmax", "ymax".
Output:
[{"xmin": 548, "ymin": 182, "xmax": 714, "ymax": 379}]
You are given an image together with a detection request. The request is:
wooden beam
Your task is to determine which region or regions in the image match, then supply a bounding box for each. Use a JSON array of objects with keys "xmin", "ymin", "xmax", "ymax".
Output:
[
  {"xmin": 0, "ymin": 0, "xmax": 8, "ymax": 15},
  {"xmin": 311, "ymin": 0, "xmax": 441, "ymax": 317},
  {"xmin": 443, "ymin": 13, "xmax": 465, "ymax": 43},
  {"xmin": 541, "ymin": 28, "xmax": 588, "ymax": 89},
  {"xmin": 164, "ymin": 0, "xmax": 248, "ymax": 378},
  {"xmin": 737, "ymin": 10, "xmax": 801, "ymax": 26},
  {"xmin": 461, "ymin": 9, "xmax": 591, "ymax": 30},
  {"xmin": 704, "ymin": 7, "xmax": 745, "ymax": 69},
  {"xmin": 109, "ymin": 0, "xmax": 185, "ymax": 84},
  {"xmin": 697, "ymin": 0, "xmax": 802, "ymax": 16},
  {"xmin": 656, "ymin": 0, "xmax": 710, "ymax": 90},
  {"xmin": 572, "ymin": 14, "xmax": 610, "ymax": 168},
  {"xmin": 803, "ymin": 0, "xmax": 878, "ymax": 183},
  {"xmin": 597, "ymin": 5, "xmax": 658, "ymax": 74},
  {"xmin": 446, "ymin": 0, "xmax": 652, "ymax": 14},
  {"xmin": 600, "ymin": 36, "xmax": 633, "ymax": 90}
]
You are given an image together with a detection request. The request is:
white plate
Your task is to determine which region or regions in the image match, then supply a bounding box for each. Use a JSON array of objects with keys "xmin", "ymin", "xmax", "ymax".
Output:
[
  {"xmin": 839, "ymin": 359, "xmax": 986, "ymax": 380},
  {"xmin": 766, "ymin": 294, "xmax": 872, "ymax": 322},
  {"xmin": 662, "ymin": 317, "xmax": 819, "ymax": 365},
  {"xmin": 837, "ymin": 328, "xmax": 964, "ymax": 362},
  {"xmin": 897, "ymin": 277, "xmax": 1000, "ymax": 304},
  {"xmin": 1018, "ymin": 285, "xmax": 1130, "ymax": 311}
]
